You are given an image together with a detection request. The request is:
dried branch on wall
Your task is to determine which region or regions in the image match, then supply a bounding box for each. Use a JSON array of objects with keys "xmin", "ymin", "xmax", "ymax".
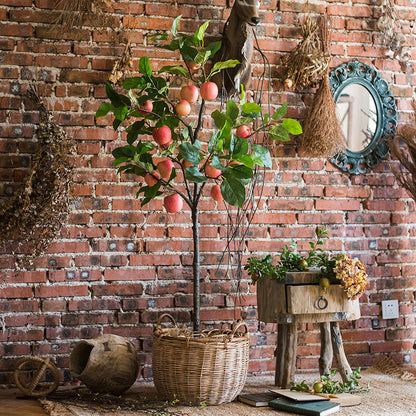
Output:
[
  {"xmin": 390, "ymin": 107, "xmax": 416, "ymax": 201},
  {"xmin": 108, "ymin": 40, "xmax": 133, "ymax": 84},
  {"xmin": 281, "ymin": 15, "xmax": 331, "ymax": 89},
  {"xmin": 377, "ymin": 0, "xmax": 408, "ymax": 62},
  {"xmin": 0, "ymin": 86, "xmax": 75, "ymax": 266},
  {"xmin": 54, "ymin": 0, "xmax": 112, "ymax": 31},
  {"xmin": 300, "ymin": 16, "xmax": 345, "ymax": 158}
]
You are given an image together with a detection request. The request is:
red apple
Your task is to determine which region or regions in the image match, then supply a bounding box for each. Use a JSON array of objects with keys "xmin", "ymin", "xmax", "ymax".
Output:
[
  {"xmin": 236, "ymin": 125, "xmax": 251, "ymax": 138},
  {"xmin": 164, "ymin": 193, "xmax": 183, "ymax": 213},
  {"xmin": 144, "ymin": 172, "xmax": 160, "ymax": 187},
  {"xmin": 185, "ymin": 61, "xmax": 201, "ymax": 73},
  {"xmin": 200, "ymin": 81, "xmax": 218, "ymax": 101},
  {"xmin": 157, "ymin": 159, "xmax": 174, "ymax": 180},
  {"xmin": 139, "ymin": 100, "xmax": 153, "ymax": 115},
  {"xmin": 152, "ymin": 125, "xmax": 172, "ymax": 146},
  {"xmin": 175, "ymin": 100, "xmax": 191, "ymax": 117},
  {"xmin": 210, "ymin": 184, "xmax": 223, "ymax": 202},
  {"xmin": 180, "ymin": 85, "xmax": 199, "ymax": 103},
  {"xmin": 205, "ymin": 163, "xmax": 222, "ymax": 178}
]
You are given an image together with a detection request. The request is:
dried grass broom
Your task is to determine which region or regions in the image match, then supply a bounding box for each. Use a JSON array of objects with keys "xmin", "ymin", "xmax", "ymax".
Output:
[
  {"xmin": 0, "ymin": 86, "xmax": 75, "ymax": 267},
  {"xmin": 389, "ymin": 104, "xmax": 416, "ymax": 201},
  {"xmin": 301, "ymin": 15, "xmax": 345, "ymax": 158},
  {"xmin": 54, "ymin": 0, "xmax": 112, "ymax": 31}
]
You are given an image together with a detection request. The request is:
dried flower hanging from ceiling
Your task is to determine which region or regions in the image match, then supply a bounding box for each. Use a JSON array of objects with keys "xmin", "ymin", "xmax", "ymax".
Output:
[
  {"xmin": 377, "ymin": 0, "xmax": 408, "ymax": 62},
  {"xmin": 0, "ymin": 86, "xmax": 75, "ymax": 267},
  {"xmin": 281, "ymin": 15, "xmax": 331, "ymax": 89}
]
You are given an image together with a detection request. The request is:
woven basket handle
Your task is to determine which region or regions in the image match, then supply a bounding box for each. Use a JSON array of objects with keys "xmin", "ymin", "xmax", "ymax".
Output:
[
  {"xmin": 155, "ymin": 313, "xmax": 177, "ymax": 329},
  {"xmin": 231, "ymin": 321, "xmax": 249, "ymax": 338}
]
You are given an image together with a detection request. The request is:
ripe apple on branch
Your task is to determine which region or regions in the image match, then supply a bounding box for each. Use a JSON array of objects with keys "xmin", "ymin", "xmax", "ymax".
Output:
[{"xmin": 96, "ymin": 16, "xmax": 302, "ymax": 330}]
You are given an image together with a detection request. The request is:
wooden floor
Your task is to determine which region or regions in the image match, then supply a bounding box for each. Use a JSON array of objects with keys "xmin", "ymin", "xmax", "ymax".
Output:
[{"xmin": 0, "ymin": 390, "xmax": 47, "ymax": 416}]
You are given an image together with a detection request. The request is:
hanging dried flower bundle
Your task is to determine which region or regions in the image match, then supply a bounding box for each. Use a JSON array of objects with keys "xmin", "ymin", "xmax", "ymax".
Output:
[
  {"xmin": 281, "ymin": 15, "xmax": 331, "ymax": 89},
  {"xmin": 54, "ymin": 0, "xmax": 112, "ymax": 31},
  {"xmin": 108, "ymin": 40, "xmax": 133, "ymax": 84},
  {"xmin": 300, "ymin": 16, "xmax": 345, "ymax": 158},
  {"xmin": 377, "ymin": 0, "xmax": 407, "ymax": 61},
  {"xmin": 389, "ymin": 105, "xmax": 416, "ymax": 201},
  {"xmin": 334, "ymin": 254, "xmax": 368, "ymax": 300},
  {"xmin": 0, "ymin": 86, "xmax": 75, "ymax": 265}
]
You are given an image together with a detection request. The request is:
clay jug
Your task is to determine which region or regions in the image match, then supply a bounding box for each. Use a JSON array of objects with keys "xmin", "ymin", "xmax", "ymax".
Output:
[{"xmin": 69, "ymin": 334, "xmax": 139, "ymax": 394}]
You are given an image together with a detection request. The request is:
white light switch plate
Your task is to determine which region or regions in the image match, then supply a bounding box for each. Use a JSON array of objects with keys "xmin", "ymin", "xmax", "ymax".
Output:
[{"xmin": 382, "ymin": 300, "xmax": 399, "ymax": 319}]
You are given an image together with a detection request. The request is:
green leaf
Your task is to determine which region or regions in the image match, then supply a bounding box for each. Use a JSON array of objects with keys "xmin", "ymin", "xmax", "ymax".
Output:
[
  {"xmin": 185, "ymin": 166, "xmax": 208, "ymax": 183},
  {"xmin": 194, "ymin": 21, "xmax": 210, "ymax": 44},
  {"xmin": 232, "ymin": 137, "xmax": 249, "ymax": 158},
  {"xmin": 139, "ymin": 56, "xmax": 152, "ymax": 76},
  {"xmin": 251, "ymin": 144, "xmax": 272, "ymax": 169},
  {"xmin": 211, "ymin": 110, "xmax": 227, "ymax": 129},
  {"xmin": 240, "ymin": 85, "xmax": 246, "ymax": 106},
  {"xmin": 210, "ymin": 155, "xmax": 224, "ymax": 170},
  {"xmin": 272, "ymin": 102, "xmax": 287, "ymax": 121},
  {"xmin": 226, "ymin": 100, "xmax": 239, "ymax": 121},
  {"xmin": 221, "ymin": 177, "xmax": 246, "ymax": 207},
  {"xmin": 159, "ymin": 65, "xmax": 191, "ymax": 79},
  {"xmin": 180, "ymin": 42, "xmax": 198, "ymax": 62},
  {"xmin": 208, "ymin": 130, "xmax": 221, "ymax": 152},
  {"xmin": 113, "ymin": 157, "xmax": 130, "ymax": 166},
  {"xmin": 208, "ymin": 59, "xmax": 239, "ymax": 79},
  {"xmin": 105, "ymin": 82, "xmax": 123, "ymax": 107},
  {"xmin": 205, "ymin": 41, "xmax": 222, "ymax": 57},
  {"xmin": 229, "ymin": 164, "xmax": 253, "ymax": 180},
  {"xmin": 112, "ymin": 145, "xmax": 136, "ymax": 159},
  {"xmin": 268, "ymin": 124, "xmax": 291, "ymax": 141},
  {"xmin": 238, "ymin": 153, "xmax": 263, "ymax": 168},
  {"xmin": 95, "ymin": 102, "xmax": 114, "ymax": 119},
  {"xmin": 171, "ymin": 15, "xmax": 182, "ymax": 37},
  {"xmin": 241, "ymin": 102, "xmax": 262, "ymax": 114},
  {"xmin": 282, "ymin": 118, "xmax": 303, "ymax": 135},
  {"xmin": 113, "ymin": 118, "xmax": 122, "ymax": 131},
  {"xmin": 113, "ymin": 105, "xmax": 128, "ymax": 121},
  {"xmin": 177, "ymin": 142, "xmax": 201, "ymax": 166},
  {"xmin": 235, "ymin": 117, "xmax": 254, "ymax": 128},
  {"xmin": 126, "ymin": 120, "xmax": 146, "ymax": 144},
  {"xmin": 122, "ymin": 77, "xmax": 147, "ymax": 90},
  {"xmin": 140, "ymin": 182, "xmax": 163, "ymax": 207}
]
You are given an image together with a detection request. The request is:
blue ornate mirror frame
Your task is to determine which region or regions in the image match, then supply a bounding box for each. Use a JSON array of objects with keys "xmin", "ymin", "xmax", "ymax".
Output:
[{"xmin": 329, "ymin": 61, "xmax": 397, "ymax": 174}]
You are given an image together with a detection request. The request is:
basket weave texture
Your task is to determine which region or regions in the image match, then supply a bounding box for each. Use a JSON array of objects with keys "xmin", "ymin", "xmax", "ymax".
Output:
[{"xmin": 152, "ymin": 314, "xmax": 250, "ymax": 406}]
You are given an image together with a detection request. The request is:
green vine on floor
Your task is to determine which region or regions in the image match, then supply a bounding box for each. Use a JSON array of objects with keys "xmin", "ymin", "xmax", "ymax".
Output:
[{"xmin": 290, "ymin": 367, "xmax": 370, "ymax": 395}]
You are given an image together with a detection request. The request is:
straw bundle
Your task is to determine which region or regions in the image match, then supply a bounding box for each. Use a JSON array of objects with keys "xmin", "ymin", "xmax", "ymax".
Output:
[
  {"xmin": 282, "ymin": 15, "xmax": 331, "ymax": 89},
  {"xmin": 301, "ymin": 16, "xmax": 345, "ymax": 158}
]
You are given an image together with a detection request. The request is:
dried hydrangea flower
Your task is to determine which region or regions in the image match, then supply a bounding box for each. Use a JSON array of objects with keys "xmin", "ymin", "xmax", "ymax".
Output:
[{"xmin": 334, "ymin": 254, "xmax": 368, "ymax": 300}]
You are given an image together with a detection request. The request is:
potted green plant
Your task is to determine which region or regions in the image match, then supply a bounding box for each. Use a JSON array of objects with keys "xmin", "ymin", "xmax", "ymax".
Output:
[{"xmin": 95, "ymin": 17, "xmax": 302, "ymax": 405}]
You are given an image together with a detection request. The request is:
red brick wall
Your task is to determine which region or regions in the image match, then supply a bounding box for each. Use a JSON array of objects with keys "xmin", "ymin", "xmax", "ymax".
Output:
[{"xmin": 1, "ymin": 0, "xmax": 416, "ymax": 386}]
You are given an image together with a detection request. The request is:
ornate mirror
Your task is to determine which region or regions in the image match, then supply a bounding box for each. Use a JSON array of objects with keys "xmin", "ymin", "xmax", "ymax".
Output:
[{"xmin": 329, "ymin": 61, "xmax": 397, "ymax": 174}]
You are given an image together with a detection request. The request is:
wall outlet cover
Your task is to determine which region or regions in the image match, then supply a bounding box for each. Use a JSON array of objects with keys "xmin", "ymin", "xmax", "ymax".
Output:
[{"xmin": 382, "ymin": 300, "xmax": 399, "ymax": 320}]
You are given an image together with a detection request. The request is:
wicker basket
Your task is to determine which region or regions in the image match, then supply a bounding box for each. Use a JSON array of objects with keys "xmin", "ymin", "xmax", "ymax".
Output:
[{"xmin": 152, "ymin": 314, "xmax": 250, "ymax": 406}]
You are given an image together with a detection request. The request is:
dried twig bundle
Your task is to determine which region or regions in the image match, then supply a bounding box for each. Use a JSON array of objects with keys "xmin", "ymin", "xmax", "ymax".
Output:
[
  {"xmin": 54, "ymin": 0, "xmax": 112, "ymax": 31},
  {"xmin": 0, "ymin": 86, "xmax": 75, "ymax": 264},
  {"xmin": 282, "ymin": 15, "xmax": 331, "ymax": 89},
  {"xmin": 389, "ymin": 109, "xmax": 416, "ymax": 201},
  {"xmin": 108, "ymin": 40, "xmax": 133, "ymax": 84}
]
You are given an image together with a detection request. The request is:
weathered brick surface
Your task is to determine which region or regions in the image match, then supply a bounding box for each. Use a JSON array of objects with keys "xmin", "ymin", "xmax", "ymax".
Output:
[{"xmin": 0, "ymin": 0, "xmax": 416, "ymax": 386}]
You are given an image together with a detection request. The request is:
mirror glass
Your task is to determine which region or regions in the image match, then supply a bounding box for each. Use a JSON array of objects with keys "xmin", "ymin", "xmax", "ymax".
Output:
[{"xmin": 335, "ymin": 84, "xmax": 377, "ymax": 152}]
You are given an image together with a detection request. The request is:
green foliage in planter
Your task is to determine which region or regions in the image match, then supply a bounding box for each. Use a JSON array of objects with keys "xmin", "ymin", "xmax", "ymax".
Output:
[
  {"xmin": 290, "ymin": 367, "xmax": 370, "ymax": 394},
  {"xmin": 244, "ymin": 226, "xmax": 332, "ymax": 282}
]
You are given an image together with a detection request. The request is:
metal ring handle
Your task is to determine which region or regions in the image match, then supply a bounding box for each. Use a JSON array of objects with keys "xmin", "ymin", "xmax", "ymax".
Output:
[{"xmin": 317, "ymin": 296, "xmax": 329, "ymax": 310}]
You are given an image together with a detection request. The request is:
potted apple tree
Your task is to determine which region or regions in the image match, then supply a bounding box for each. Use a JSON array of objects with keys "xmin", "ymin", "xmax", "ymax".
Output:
[{"xmin": 96, "ymin": 16, "xmax": 302, "ymax": 405}]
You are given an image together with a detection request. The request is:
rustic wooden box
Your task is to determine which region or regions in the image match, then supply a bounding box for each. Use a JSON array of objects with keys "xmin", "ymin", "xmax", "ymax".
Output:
[{"xmin": 256, "ymin": 270, "xmax": 360, "ymax": 324}]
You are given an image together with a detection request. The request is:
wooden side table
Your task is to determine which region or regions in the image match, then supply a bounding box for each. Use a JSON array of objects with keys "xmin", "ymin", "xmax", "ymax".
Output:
[{"xmin": 257, "ymin": 271, "xmax": 360, "ymax": 388}]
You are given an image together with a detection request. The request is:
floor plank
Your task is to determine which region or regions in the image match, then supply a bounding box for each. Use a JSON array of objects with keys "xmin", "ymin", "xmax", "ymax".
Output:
[{"xmin": 0, "ymin": 391, "xmax": 47, "ymax": 416}]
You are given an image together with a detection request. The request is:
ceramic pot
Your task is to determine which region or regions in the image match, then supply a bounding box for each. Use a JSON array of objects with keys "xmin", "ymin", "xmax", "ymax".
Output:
[{"xmin": 69, "ymin": 334, "xmax": 139, "ymax": 394}]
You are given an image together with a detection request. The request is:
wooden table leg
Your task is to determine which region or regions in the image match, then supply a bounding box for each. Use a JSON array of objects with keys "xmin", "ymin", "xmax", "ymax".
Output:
[
  {"xmin": 330, "ymin": 321, "xmax": 352, "ymax": 383},
  {"xmin": 275, "ymin": 323, "xmax": 287, "ymax": 386},
  {"xmin": 281, "ymin": 323, "xmax": 297, "ymax": 388},
  {"xmin": 319, "ymin": 322, "xmax": 333, "ymax": 376}
]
